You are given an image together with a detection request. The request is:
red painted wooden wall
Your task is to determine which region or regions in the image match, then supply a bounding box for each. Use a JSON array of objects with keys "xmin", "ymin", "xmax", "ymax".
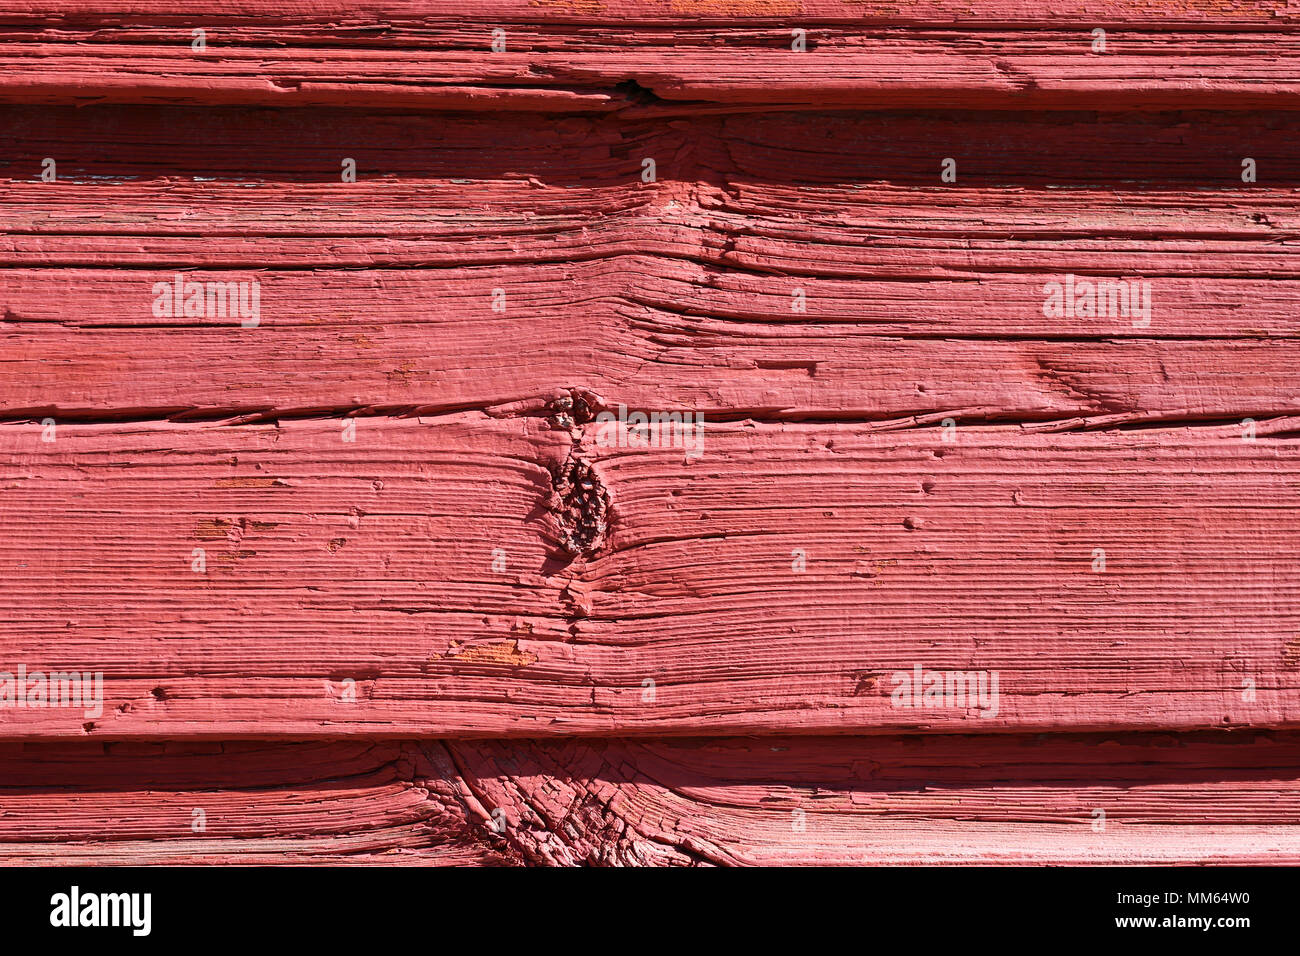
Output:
[{"xmin": 3, "ymin": 0, "xmax": 1300, "ymax": 864}]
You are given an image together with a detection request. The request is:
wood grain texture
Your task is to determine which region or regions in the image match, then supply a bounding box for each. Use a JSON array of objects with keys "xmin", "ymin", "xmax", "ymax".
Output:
[
  {"xmin": 4, "ymin": 731, "xmax": 1299, "ymax": 865},
  {"xmin": 3, "ymin": 100, "xmax": 1298, "ymax": 739},
  {"xmin": 0, "ymin": 739, "xmax": 519, "ymax": 864},
  {"xmin": 3, "ymin": 4, "xmax": 1300, "ymax": 111},
  {"xmin": 4, "ymin": 106, "xmax": 1300, "ymax": 427},
  {"xmin": 10, "ymin": 1, "xmax": 1300, "ymax": 24},
  {"xmin": 453, "ymin": 731, "xmax": 1300, "ymax": 864},
  {"xmin": 3, "ymin": 417, "xmax": 1298, "ymax": 738},
  {"xmin": 4, "ymin": 36, "xmax": 1300, "ymax": 112},
  {"xmin": 7, "ymin": 0, "xmax": 1300, "ymax": 866}
]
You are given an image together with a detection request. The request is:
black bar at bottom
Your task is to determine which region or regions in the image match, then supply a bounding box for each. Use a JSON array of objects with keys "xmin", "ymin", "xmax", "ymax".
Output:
[{"xmin": 0, "ymin": 865, "xmax": 1286, "ymax": 943}]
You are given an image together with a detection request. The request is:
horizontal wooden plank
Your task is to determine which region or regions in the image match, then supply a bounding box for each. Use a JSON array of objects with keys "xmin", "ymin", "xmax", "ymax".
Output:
[
  {"xmin": 4, "ymin": 107, "xmax": 1299, "ymax": 423},
  {"xmin": 8, "ymin": 187, "xmax": 1299, "ymax": 273},
  {"xmin": 1, "ymin": 417, "xmax": 1298, "ymax": 738},
  {"xmin": 0, "ymin": 739, "xmax": 517, "ymax": 864},
  {"xmin": 456, "ymin": 731, "xmax": 1300, "ymax": 864},
  {"xmin": 4, "ymin": 266, "xmax": 1300, "ymax": 425},
  {"xmin": 4, "ymin": 731, "xmax": 1299, "ymax": 864},
  {"xmin": 8, "ymin": 1, "xmax": 1299, "ymax": 27},
  {"xmin": 3, "ymin": 0, "xmax": 1300, "ymax": 111},
  {"xmin": 570, "ymin": 419, "xmax": 1300, "ymax": 733},
  {"xmin": 8, "ymin": 106, "xmax": 1298, "ymax": 189},
  {"xmin": 5, "ymin": 34, "xmax": 1300, "ymax": 111}
]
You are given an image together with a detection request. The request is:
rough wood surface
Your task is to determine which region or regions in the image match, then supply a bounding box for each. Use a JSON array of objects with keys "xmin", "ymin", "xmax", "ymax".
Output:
[
  {"xmin": 3, "ymin": 731, "xmax": 1298, "ymax": 865},
  {"xmin": 12, "ymin": 1, "xmax": 1300, "ymax": 23},
  {"xmin": 454, "ymin": 731, "xmax": 1300, "ymax": 865},
  {"xmin": 3, "ymin": 3, "xmax": 1300, "ymax": 111},
  {"xmin": 0, "ymin": 739, "xmax": 519, "ymax": 864},
  {"xmin": 3, "ymin": 417, "xmax": 1298, "ymax": 737},
  {"xmin": 5, "ymin": 106, "xmax": 1300, "ymax": 428},
  {"xmin": 6, "ymin": 0, "xmax": 1300, "ymax": 865}
]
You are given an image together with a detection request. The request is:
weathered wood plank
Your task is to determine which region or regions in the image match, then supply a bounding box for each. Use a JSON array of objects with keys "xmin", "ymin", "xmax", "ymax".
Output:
[
  {"xmin": 1, "ymin": 418, "xmax": 1297, "ymax": 738},
  {"xmin": 0, "ymin": 417, "xmax": 571, "ymax": 737},
  {"xmin": 4, "ymin": 3, "xmax": 1300, "ymax": 111},
  {"xmin": 5, "ymin": 266, "xmax": 1300, "ymax": 425},
  {"xmin": 569, "ymin": 420, "xmax": 1300, "ymax": 733},
  {"xmin": 4, "ymin": 105, "xmax": 1299, "ymax": 424},
  {"xmin": 452, "ymin": 731, "xmax": 1300, "ymax": 865},
  {"xmin": 6, "ymin": 731, "xmax": 1297, "ymax": 865},
  {"xmin": 8, "ymin": 106, "xmax": 1296, "ymax": 189},
  {"xmin": 0, "ymin": 739, "xmax": 518, "ymax": 864},
  {"xmin": 3, "ymin": 35, "xmax": 1300, "ymax": 111},
  {"xmin": 10, "ymin": 0, "xmax": 1300, "ymax": 26}
]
